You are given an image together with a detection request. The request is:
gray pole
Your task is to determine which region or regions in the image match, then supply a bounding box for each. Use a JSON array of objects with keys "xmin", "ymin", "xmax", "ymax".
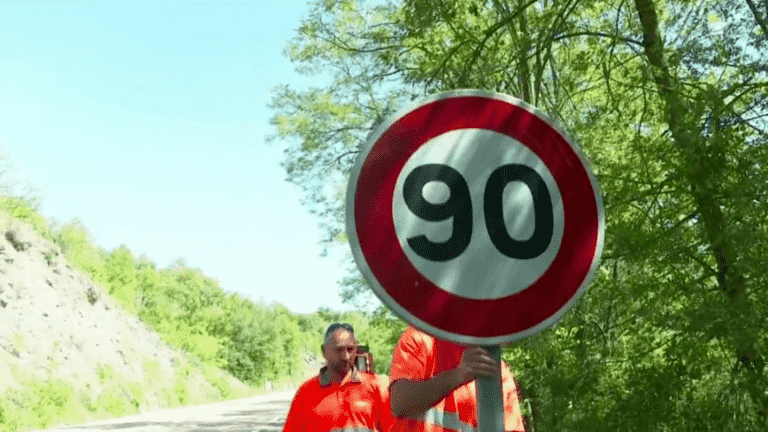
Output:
[{"xmin": 476, "ymin": 345, "xmax": 504, "ymax": 432}]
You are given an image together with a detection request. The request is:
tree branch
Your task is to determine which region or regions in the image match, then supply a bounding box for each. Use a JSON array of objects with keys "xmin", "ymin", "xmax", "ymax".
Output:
[
  {"xmin": 746, "ymin": 0, "xmax": 768, "ymax": 38},
  {"xmin": 552, "ymin": 30, "xmax": 644, "ymax": 48},
  {"xmin": 633, "ymin": 0, "xmax": 767, "ymax": 419},
  {"xmin": 450, "ymin": 0, "xmax": 539, "ymax": 90}
]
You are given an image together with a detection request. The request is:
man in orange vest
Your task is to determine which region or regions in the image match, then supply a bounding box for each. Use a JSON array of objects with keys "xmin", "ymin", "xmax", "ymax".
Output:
[
  {"xmin": 283, "ymin": 322, "xmax": 392, "ymax": 432},
  {"xmin": 389, "ymin": 326, "xmax": 526, "ymax": 432}
]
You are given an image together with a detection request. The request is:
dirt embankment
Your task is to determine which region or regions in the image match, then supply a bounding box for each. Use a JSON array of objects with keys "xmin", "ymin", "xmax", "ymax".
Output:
[{"xmin": 0, "ymin": 211, "xmax": 314, "ymax": 431}]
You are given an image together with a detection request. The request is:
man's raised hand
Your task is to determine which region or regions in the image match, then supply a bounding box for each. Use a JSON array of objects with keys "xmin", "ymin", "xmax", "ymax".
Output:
[{"xmin": 455, "ymin": 347, "xmax": 499, "ymax": 385}]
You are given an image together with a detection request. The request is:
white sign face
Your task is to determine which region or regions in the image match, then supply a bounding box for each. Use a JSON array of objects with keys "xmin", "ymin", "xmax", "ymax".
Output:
[
  {"xmin": 392, "ymin": 129, "xmax": 565, "ymax": 299},
  {"xmin": 346, "ymin": 90, "xmax": 604, "ymax": 345}
]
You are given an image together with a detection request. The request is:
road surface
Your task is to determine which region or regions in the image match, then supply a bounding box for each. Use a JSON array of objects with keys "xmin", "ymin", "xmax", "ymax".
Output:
[{"xmin": 35, "ymin": 389, "xmax": 296, "ymax": 432}]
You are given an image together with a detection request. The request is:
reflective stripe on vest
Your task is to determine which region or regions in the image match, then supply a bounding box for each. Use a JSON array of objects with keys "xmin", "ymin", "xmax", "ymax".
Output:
[
  {"xmin": 329, "ymin": 428, "xmax": 374, "ymax": 432},
  {"xmin": 423, "ymin": 408, "xmax": 477, "ymax": 432}
]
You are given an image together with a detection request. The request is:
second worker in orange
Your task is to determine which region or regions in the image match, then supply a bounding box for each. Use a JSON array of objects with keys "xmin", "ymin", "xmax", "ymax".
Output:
[{"xmin": 283, "ymin": 322, "xmax": 392, "ymax": 432}]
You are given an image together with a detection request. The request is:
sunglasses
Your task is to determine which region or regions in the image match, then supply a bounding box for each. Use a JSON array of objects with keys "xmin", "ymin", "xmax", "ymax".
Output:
[{"xmin": 325, "ymin": 322, "xmax": 355, "ymax": 340}]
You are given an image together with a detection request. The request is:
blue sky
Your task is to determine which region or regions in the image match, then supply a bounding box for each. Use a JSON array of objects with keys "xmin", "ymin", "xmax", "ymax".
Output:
[{"xmin": 0, "ymin": 0, "xmax": 365, "ymax": 314}]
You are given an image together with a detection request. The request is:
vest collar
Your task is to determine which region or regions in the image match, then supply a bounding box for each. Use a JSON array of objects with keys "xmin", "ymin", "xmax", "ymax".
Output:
[{"xmin": 319, "ymin": 365, "xmax": 361, "ymax": 387}]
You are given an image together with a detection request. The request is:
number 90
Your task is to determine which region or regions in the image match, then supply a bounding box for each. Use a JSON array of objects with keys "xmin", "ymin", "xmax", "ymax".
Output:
[{"xmin": 403, "ymin": 163, "xmax": 553, "ymax": 262}]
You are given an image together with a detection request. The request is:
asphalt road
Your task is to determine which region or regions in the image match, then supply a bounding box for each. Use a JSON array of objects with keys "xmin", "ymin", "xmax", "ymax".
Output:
[{"xmin": 34, "ymin": 389, "xmax": 296, "ymax": 432}]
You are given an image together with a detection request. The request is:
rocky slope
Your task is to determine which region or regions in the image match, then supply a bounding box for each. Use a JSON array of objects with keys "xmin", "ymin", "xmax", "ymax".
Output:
[{"xmin": 0, "ymin": 210, "xmax": 275, "ymax": 430}]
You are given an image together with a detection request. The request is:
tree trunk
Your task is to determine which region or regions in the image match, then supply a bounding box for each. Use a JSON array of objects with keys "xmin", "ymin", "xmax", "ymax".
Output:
[
  {"xmin": 632, "ymin": 0, "xmax": 767, "ymax": 422},
  {"xmin": 516, "ymin": 0, "xmax": 533, "ymax": 104}
]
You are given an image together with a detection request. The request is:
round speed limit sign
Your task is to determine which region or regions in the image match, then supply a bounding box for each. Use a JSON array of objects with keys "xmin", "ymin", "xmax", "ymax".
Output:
[{"xmin": 346, "ymin": 90, "xmax": 604, "ymax": 345}]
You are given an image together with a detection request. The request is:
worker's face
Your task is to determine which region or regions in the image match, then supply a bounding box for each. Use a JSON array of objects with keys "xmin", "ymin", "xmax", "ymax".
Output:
[{"xmin": 322, "ymin": 329, "xmax": 358, "ymax": 376}]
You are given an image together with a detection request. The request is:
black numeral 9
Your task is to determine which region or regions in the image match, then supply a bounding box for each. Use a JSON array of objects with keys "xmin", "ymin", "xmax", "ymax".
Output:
[{"xmin": 403, "ymin": 164, "xmax": 473, "ymax": 261}]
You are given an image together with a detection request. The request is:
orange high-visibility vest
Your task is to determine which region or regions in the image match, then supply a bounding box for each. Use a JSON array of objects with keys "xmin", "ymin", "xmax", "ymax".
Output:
[
  {"xmin": 283, "ymin": 367, "xmax": 392, "ymax": 432},
  {"xmin": 389, "ymin": 326, "xmax": 526, "ymax": 432}
]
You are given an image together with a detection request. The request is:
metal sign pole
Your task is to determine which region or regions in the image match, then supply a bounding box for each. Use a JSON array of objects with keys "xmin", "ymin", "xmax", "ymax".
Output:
[{"xmin": 476, "ymin": 345, "xmax": 504, "ymax": 432}]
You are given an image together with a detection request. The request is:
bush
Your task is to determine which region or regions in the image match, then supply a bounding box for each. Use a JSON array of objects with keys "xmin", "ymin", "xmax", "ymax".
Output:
[
  {"xmin": 28, "ymin": 380, "xmax": 74, "ymax": 429},
  {"xmin": 0, "ymin": 379, "xmax": 80, "ymax": 432},
  {"xmin": 203, "ymin": 365, "xmax": 232, "ymax": 399},
  {"xmin": 172, "ymin": 359, "xmax": 192, "ymax": 405},
  {"xmin": 96, "ymin": 363, "xmax": 115, "ymax": 383},
  {"xmin": 4, "ymin": 230, "xmax": 27, "ymax": 252},
  {"xmin": 173, "ymin": 379, "xmax": 189, "ymax": 405},
  {"xmin": 42, "ymin": 249, "xmax": 55, "ymax": 267},
  {"xmin": 96, "ymin": 385, "xmax": 130, "ymax": 417},
  {"xmin": 129, "ymin": 383, "xmax": 143, "ymax": 407},
  {"xmin": 86, "ymin": 286, "xmax": 99, "ymax": 305},
  {"xmin": 55, "ymin": 220, "xmax": 106, "ymax": 280},
  {"xmin": 0, "ymin": 196, "xmax": 53, "ymax": 241},
  {"xmin": 78, "ymin": 390, "xmax": 96, "ymax": 413},
  {"xmin": 0, "ymin": 389, "xmax": 22, "ymax": 432}
]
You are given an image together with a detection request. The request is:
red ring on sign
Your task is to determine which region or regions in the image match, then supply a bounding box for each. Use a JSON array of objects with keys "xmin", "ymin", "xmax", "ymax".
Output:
[{"xmin": 355, "ymin": 96, "xmax": 599, "ymax": 338}]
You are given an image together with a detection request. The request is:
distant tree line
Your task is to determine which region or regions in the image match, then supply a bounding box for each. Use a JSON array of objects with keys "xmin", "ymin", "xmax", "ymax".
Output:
[{"xmin": 0, "ymin": 196, "xmax": 398, "ymax": 387}]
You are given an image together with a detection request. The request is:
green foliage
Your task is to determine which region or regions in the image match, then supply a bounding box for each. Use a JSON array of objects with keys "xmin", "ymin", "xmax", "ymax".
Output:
[
  {"xmin": 103, "ymin": 245, "xmax": 138, "ymax": 313},
  {"xmin": 0, "ymin": 195, "xmax": 54, "ymax": 241},
  {"xmin": 173, "ymin": 381, "xmax": 190, "ymax": 405},
  {"xmin": 0, "ymin": 389, "xmax": 23, "ymax": 432},
  {"xmin": 142, "ymin": 358, "xmax": 162, "ymax": 383},
  {"xmin": 173, "ymin": 362, "xmax": 191, "ymax": 405},
  {"xmin": 266, "ymin": 304, "xmax": 304, "ymax": 380},
  {"xmin": 93, "ymin": 363, "xmax": 142, "ymax": 416},
  {"xmin": 0, "ymin": 197, "xmax": 364, "ymax": 427},
  {"xmin": 203, "ymin": 364, "xmax": 232, "ymax": 399},
  {"xmin": 56, "ymin": 219, "xmax": 107, "ymax": 281},
  {"xmin": 96, "ymin": 363, "xmax": 117, "ymax": 384},
  {"xmin": 4, "ymin": 230, "xmax": 28, "ymax": 252},
  {"xmin": 42, "ymin": 249, "xmax": 55, "ymax": 266},
  {"xmin": 271, "ymin": 0, "xmax": 768, "ymax": 430},
  {"xmin": 28, "ymin": 380, "xmax": 75, "ymax": 429},
  {"xmin": 0, "ymin": 380, "xmax": 79, "ymax": 432},
  {"xmin": 360, "ymin": 306, "xmax": 407, "ymax": 375},
  {"xmin": 127, "ymin": 383, "xmax": 143, "ymax": 410},
  {"xmin": 163, "ymin": 321, "xmax": 228, "ymax": 369},
  {"xmin": 96, "ymin": 384, "xmax": 131, "ymax": 417},
  {"xmin": 85, "ymin": 286, "xmax": 99, "ymax": 305},
  {"xmin": 77, "ymin": 390, "xmax": 97, "ymax": 413}
]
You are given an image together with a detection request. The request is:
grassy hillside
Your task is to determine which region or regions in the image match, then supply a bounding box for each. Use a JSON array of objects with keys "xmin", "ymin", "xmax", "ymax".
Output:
[{"xmin": 0, "ymin": 196, "xmax": 366, "ymax": 432}]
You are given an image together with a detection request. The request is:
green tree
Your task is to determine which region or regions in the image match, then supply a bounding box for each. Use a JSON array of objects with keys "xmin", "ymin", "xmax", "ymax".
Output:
[
  {"xmin": 631, "ymin": 0, "xmax": 768, "ymax": 422},
  {"xmin": 270, "ymin": 0, "xmax": 768, "ymax": 429},
  {"xmin": 267, "ymin": 304, "xmax": 304, "ymax": 380},
  {"xmin": 104, "ymin": 245, "xmax": 138, "ymax": 313},
  {"xmin": 56, "ymin": 219, "xmax": 107, "ymax": 281},
  {"xmin": 0, "ymin": 196, "xmax": 54, "ymax": 241}
]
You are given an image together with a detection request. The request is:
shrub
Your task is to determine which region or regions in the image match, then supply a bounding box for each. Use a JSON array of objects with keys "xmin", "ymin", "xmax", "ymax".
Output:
[
  {"xmin": 0, "ymin": 196, "xmax": 53, "ymax": 241},
  {"xmin": 4, "ymin": 231, "xmax": 27, "ymax": 252},
  {"xmin": 173, "ymin": 379, "xmax": 189, "ymax": 405},
  {"xmin": 86, "ymin": 286, "xmax": 98, "ymax": 305},
  {"xmin": 203, "ymin": 365, "xmax": 232, "ymax": 399},
  {"xmin": 28, "ymin": 380, "xmax": 74, "ymax": 429},
  {"xmin": 96, "ymin": 364, "xmax": 115, "ymax": 383},
  {"xmin": 0, "ymin": 389, "xmax": 22, "ymax": 432},
  {"xmin": 79, "ymin": 390, "xmax": 96, "ymax": 413},
  {"xmin": 0, "ymin": 379, "xmax": 77, "ymax": 432},
  {"xmin": 42, "ymin": 250, "xmax": 55, "ymax": 267},
  {"xmin": 172, "ymin": 358, "xmax": 192, "ymax": 405},
  {"xmin": 127, "ymin": 383, "xmax": 143, "ymax": 410},
  {"xmin": 96, "ymin": 386, "xmax": 129, "ymax": 417},
  {"xmin": 142, "ymin": 358, "xmax": 162, "ymax": 383},
  {"xmin": 55, "ymin": 220, "xmax": 106, "ymax": 280}
]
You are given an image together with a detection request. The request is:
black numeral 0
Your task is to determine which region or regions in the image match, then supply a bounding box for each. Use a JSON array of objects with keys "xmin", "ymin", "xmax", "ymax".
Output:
[
  {"xmin": 484, "ymin": 164, "xmax": 553, "ymax": 259},
  {"xmin": 403, "ymin": 164, "xmax": 473, "ymax": 262},
  {"xmin": 403, "ymin": 163, "xmax": 553, "ymax": 262}
]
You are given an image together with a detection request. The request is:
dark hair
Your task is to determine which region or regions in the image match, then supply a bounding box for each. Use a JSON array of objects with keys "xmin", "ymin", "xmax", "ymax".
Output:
[{"xmin": 325, "ymin": 322, "xmax": 354, "ymax": 340}]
